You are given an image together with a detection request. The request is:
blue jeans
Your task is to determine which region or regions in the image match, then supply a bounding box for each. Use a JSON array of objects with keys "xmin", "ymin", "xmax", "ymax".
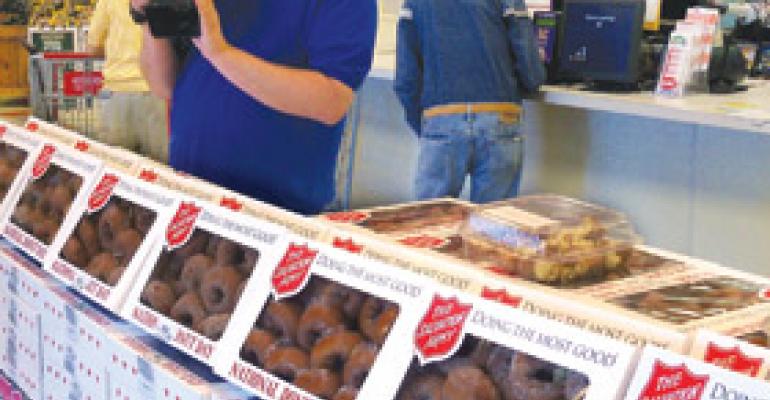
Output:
[{"xmin": 416, "ymin": 112, "xmax": 524, "ymax": 203}]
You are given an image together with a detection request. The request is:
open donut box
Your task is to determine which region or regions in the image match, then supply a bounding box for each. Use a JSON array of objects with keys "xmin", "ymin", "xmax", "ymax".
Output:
[
  {"xmin": 377, "ymin": 285, "xmax": 640, "ymax": 400},
  {"xmin": 211, "ymin": 238, "xmax": 433, "ymax": 400},
  {"xmin": 42, "ymin": 167, "xmax": 180, "ymax": 312},
  {"xmin": 689, "ymin": 321, "xmax": 770, "ymax": 380},
  {"xmin": 624, "ymin": 345, "xmax": 770, "ymax": 399},
  {"xmin": 122, "ymin": 198, "xmax": 288, "ymax": 366},
  {"xmin": 0, "ymin": 122, "xmax": 44, "ymax": 223},
  {"xmin": 0, "ymin": 138, "xmax": 104, "ymax": 265}
]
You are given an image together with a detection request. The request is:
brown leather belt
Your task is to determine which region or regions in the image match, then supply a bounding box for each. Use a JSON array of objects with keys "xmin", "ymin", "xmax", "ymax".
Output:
[{"xmin": 423, "ymin": 102, "xmax": 522, "ymax": 123}]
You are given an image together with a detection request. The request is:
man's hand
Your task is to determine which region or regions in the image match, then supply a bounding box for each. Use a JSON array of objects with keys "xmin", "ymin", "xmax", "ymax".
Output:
[{"xmin": 193, "ymin": 0, "xmax": 231, "ymax": 61}]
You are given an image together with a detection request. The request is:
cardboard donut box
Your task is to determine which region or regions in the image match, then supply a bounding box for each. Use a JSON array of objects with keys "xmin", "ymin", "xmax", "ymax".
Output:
[
  {"xmin": 321, "ymin": 197, "xmax": 770, "ymax": 353},
  {"xmin": 43, "ymin": 168, "xmax": 179, "ymax": 312},
  {"xmin": 213, "ymin": 239, "xmax": 432, "ymax": 400},
  {"xmin": 123, "ymin": 198, "xmax": 288, "ymax": 366},
  {"xmin": 0, "ymin": 122, "xmax": 45, "ymax": 223},
  {"xmin": 689, "ymin": 321, "xmax": 770, "ymax": 380}
]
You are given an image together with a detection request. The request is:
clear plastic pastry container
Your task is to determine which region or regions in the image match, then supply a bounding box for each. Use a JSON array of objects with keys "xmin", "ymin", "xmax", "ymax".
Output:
[{"xmin": 457, "ymin": 195, "xmax": 642, "ymax": 286}]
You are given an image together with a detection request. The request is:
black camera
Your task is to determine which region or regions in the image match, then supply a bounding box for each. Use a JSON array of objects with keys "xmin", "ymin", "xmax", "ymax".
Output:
[{"xmin": 144, "ymin": 0, "xmax": 200, "ymax": 38}]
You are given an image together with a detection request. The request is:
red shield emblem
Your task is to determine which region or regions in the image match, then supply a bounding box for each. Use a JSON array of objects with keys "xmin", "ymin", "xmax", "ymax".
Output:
[
  {"xmin": 704, "ymin": 343, "xmax": 763, "ymax": 377},
  {"xmin": 32, "ymin": 144, "xmax": 56, "ymax": 179},
  {"xmin": 324, "ymin": 211, "xmax": 369, "ymax": 224},
  {"xmin": 415, "ymin": 295, "xmax": 473, "ymax": 365},
  {"xmin": 74, "ymin": 140, "xmax": 90, "ymax": 152},
  {"xmin": 271, "ymin": 243, "xmax": 319, "ymax": 300},
  {"xmin": 480, "ymin": 287, "xmax": 522, "ymax": 308},
  {"xmin": 26, "ymin": 122, "xmax": 39, "ymax": 132},
  {"xmin": 88, "ymin": 174, "xmax": 120, "ymax": 213},
  {"xmin": 332, "ymin": 237, "xmax": 363, "ymax": 254},
  {"xmin": 139, "ymin": 169, "xmax": 158, "ymax": 183},
  {"xmin": 0, "ymin": 125, "xmax": 6, "ymax": 136},
  {"xmin": 398, "ymin": 235, "xmax": 448, "ymax": 249},
  {"xmin": 166, "ymin": 202, "xmax": 202, "ymax": 249},
  {"xmin": 638, "ymin": 361, "xmax": 709, "ymax": 400},
  {"xmin": 219, "ymin": 197, "xmax": 243, "ymax": 212}
]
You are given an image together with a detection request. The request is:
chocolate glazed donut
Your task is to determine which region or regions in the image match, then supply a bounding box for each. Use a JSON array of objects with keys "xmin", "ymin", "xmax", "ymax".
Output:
[
  {"xmin": 263, "ymin": 345, "xmax": 309, "ymax": 382},
  {"xmin": 215, "ymin": 239, "xmax": 243, "ymax": 266},
  {"xmin": 62, "ymin": 237, "xmax": 88, "ymax": 270},
  {"xmin": 195, "ymin": 313, "xmax": 231, "ymax": 340},
  {"xmin": 358, "ymin": 297, "xmax": 399, "ymax": 345},
  {"xmin": 174, "ymin": 230, "xmax": 209, "ymax": 260},
  {"xmin": 104, "ymin": 267, "xmax": 125, "ymax": 286},
  {"xmin": 77, "ymin": 217, "xmax": 100, "ymax": 258},
  {"xmin": 113, "ymin": 229, "xmax": 142, "ymax": 268},
  {"xmin": 238, "ymin": 248, "xmax": 259, "ymax": 277},
  {"xmin": 86, "ymin": 252, "xmax": 117, "ymax": 282},
  {"xmin": 332, "ymin": 386, "xmax": 358, "ymax": 400},
  {"xmin": 178, "ymin": 254, "xmax": 214, "ymax": 295},
  {"xmin": 398, "ymin": 374, "xmax": 444, "ymax": 400},
  {"xmin": 310, "ymin": 330, "xmax": 362, "ymax": 371},
  {"xmin": 294, "ymin": 368, "xmax": 341, "ymax": 398},
  {"xmin": 98, "ymin": 203, "xmax": 130, "ymax": 251},
  {"xmin": 200, "ymin": 266, "xmax": 243, "ymax": 314},
  {"xmin": 261, "ymin": 300, "xmax": 302, "ymax": 345},
  {"xmin": 501, "ymin": 353, "xmax": 564, "ymax": 400},
  {"xmin": 441, "ymin": 366, "xmax": 500, "ymax": 400},
  {"xmin": 241, "ymin": 329, "xmax": 276, "ymax": 367},
  {"xmin": 343, "ymin": 342, "xmax": 378, "ymax": 389},
  {"xmin": 131, "ymin": 207, "xmax": 156, "ymax": 234},
  {"xmin": 297, "ymin": 302, "xmax": 344, "ymax": 351},
  {"xmin": 315, "ymin": 283, "xmax": 365, "ymax": 322},
  {"xmin": 142, "ymin": 280, "xmax": 177, "ymax": 315},
  {"xmin": 170, "ymin": 292, "xmax": 207, "ymax": 329}
]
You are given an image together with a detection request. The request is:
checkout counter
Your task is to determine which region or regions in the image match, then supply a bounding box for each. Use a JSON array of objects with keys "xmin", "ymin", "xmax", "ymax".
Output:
[{"xmin": 346, "ymin": 4, "xmax": 770, "ymax": 276}]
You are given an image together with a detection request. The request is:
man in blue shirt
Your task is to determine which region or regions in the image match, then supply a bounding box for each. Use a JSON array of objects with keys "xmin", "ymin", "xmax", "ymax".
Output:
[
  {"xmin": 130, "ymin": 0, "xmax": 377, "ymax": 214},
  {"xmin": 395, "ymin": 0, "xmax": 545, "ymax": 203}
]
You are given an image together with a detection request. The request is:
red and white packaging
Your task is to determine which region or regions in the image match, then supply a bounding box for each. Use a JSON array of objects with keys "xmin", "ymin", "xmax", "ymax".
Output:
[
  {"xmin": 107, "ymin": 333, "xmax": 212, "ymax": 400},
  {"xmin": 0, "ymin": 122, "xmax": 44, "ymax": 222},
  {"xmin": 123, "ymin": 199, "xmax": 287, "ymax": 366},
  {"xmin": 625, "ymin": 345, "xmax": 770, "ymax": 400},
  {"xmin": 7, "ymin": 295, "xmax": 43, "ymax": 400},
  {"xmin": 213, "ymin": 240, "xmax": 431, "ymax": 400},
  {"xmin": 690, "ymin": 328, "xmax": 770, "ymax": 380},
  {"xmin": 24, "ymin": 118, "xmax": 83, "ymax": 148},
  {"xmin": 44, "ymin": 168, "xmax": 179, "ymax": 311},
  {"xmin": 0, "ymin": 141, "xmax": 103, "ymax": 263},
  {"xmin": 136, "ymin": 163, "xmax": 227, "ymax": 204},
  {"xmin": 373, "ymin": 287, "xmax": 639, "ymax": 400},
  {"xmin": 70, "ymin": 137, "xmax": 140, "ymax": 174}
]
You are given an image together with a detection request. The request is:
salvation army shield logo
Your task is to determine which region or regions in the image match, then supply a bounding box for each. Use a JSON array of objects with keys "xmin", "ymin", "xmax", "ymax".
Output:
[
  {"xmin": 32, "ymin": 144, "xmax": 56, "ymax": 179},
  {"xmin": 165, "ymin": 202, "xmax": 202, "ymax": 250},
  {"xmin": 271, "ymin": 243, "xmax": 319, "ymax": 300},
  {"xmin": 398, "ymin": 235, "xmax": 448, "ymax": 249},
  {"xmin": 87, "ymin": 174, "xmax": 119, "ymax": 213},
  {"xmin": 415, "ymin": 295, "xmax": 473, "ymax": 365},
  {"xmin": 138, "ymin": 169, "xmax": 158, "ymax": 183},
  {"xmin": 332, "ymin": 237, "xmax": 363, "ymax": 254},
  {"xmin": 480, "ymin": 287, "xmax": 522, "ymax": 308},
  {"xmin": 638, "ymin": 360, "xmax": 709, "ymax": 400},
  {"xmin": 324, "ymin": 211, "xmax": 369, "ymax": 224},
  {"xmin": 704, "ymin": 343, "xmax": 763, "ymax": 377}
]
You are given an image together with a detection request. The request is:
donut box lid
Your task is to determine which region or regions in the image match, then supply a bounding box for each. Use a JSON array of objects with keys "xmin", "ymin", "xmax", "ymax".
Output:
[
  {"xmin": 135, "ymin": 162, "xmax": 227, "ymax": 204},
  {"xmin": 320, "ymin": 198, "xmax": 474, "ymax": 239},
  {"xmin": 107, "ymin": 332, "xmax": 212, "ymax": 400},
  {"xmin": 43, "ymin": 167, "xmax": 180, "ymax": 312},
  {"xmin": 218, "ymin": 193, "xmax": 331, "ymax": 243},
  {"xmin": 624, "ymin": 345, "xmax": 770, "ymax": 400},
  {"xmin": 0, "ymin": 141, "xmax": 104, "ymax": 264},
  {"xmin": 24, "ymin": 117, "xmax": 83, "ymax": 147},
  {"xmin": 122, "ymin": 198, "xmax": 288, "ymax": 367},
  {"xmin": 70, "ymin": 137, "xmax": 141, "ymax": 174},
  {"xmin": 212, "ymin": 238, "xmax": 433, "ymax": 400},
  {"xmin": 370, "ymin": 286, "xmax": 640, "ymax": 400},
  {"xmin": 0, "ymin": 122, "xmax": 44, "ymax": 223},
  {"xmin": 690, "ymin": 328, "xmax": 770, "ymax": 380}
]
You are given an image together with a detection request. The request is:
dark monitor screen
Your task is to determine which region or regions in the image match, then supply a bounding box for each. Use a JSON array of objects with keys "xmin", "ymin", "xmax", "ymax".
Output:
[{"xmin": 559, "ymin": 0, "xmax": 645, "ymax": 83}]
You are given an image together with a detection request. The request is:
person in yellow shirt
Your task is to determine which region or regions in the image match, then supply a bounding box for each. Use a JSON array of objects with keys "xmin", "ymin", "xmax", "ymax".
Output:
[{"xmin": 88, "ymin": 0, "xmax": 168, "ymax": 162}]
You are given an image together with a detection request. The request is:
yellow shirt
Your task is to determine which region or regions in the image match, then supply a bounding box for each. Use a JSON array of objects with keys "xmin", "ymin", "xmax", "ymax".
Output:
[{"xmin": 88, "ymin": 0, "xmax": 149, "ymax": 92}]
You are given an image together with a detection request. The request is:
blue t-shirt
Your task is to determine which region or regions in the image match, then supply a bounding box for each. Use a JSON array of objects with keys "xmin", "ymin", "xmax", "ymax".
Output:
[{"xmin": 170, "ymin": 0, "xmax": 377, "ymax": 215}]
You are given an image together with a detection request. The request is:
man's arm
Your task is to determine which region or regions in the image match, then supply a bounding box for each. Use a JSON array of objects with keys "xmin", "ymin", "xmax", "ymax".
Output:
[
  {"xmin": 193, "ymin": 0, "xmax": 354, "ymax": 126},
  {"xmin": 130, "ymin": 0, "xmax": 178, "ymax": 100},
  {"xmin": 503, "ymin": 0, "xmax": 546, "ymax": 93},
  {"xmin": 86, "ymin": 0, "xmax": 108, "ymax": 58},
  {"xmin": 393, "ymin": 2, "xmax": 424, "ymax": 134}
]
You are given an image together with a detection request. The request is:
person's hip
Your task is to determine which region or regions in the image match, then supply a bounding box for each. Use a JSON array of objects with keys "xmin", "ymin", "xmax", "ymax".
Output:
[
  {"xmin": 420, "ymin": 102, "xmax": 523, "ymax": 140},
  {"xmin": 423, "ymin": 102, "xmax": 522, "ymax": 124}
]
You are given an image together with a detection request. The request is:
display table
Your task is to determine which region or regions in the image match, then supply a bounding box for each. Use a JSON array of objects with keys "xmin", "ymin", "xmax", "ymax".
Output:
[{"xmin": 352, "ymin": 49, "xmax": 770, "ymax": 277}]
